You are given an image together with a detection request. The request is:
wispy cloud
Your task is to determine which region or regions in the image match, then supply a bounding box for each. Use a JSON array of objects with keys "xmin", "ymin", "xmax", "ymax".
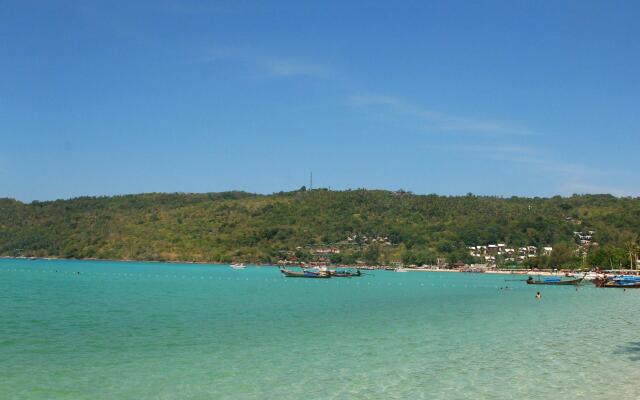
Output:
[
  {"xmin": 348, "ymin": 93, "xmax": 620, "ymax": 192},
  {"xmin": 431, "ymin": 142, "xmax": 592, "ymax": 174},
  {"xmin": 206, "ymin": 45, "xmax": 332, "ymax": 79},
  {"xmin": 203, "ymin": 49, "xmax": 634, "ymax": 196},
  {"xmin": 427, "ymin": 144, "xmax": 540, "ymax": 156},
  {"xmin": 348, "ymin": 93, "xmax": 533, "ymax": 136},
  {"xmin": 489, "ymin": 153, "xmax": 594, "ymax": 179},
  {"xmin": 438, "ymin": 120, "xmax": 532, "ymax": 136},
  {"xmin": 427, "ymin": 142, "xmax": 627, "ymax": 195}
]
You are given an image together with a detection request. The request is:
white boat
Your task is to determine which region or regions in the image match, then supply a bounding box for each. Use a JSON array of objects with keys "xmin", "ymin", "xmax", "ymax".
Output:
[
  {"xmin": 584, "ymin": 272, "xmax": 605, "ymax": 281},
  {"xmin": 566, "ymin": 272, "xmax": 606, "ymax": 283},
  {"xmin": 230, "ymin": 263, "xmax": 246, "ymax": 270},
  {"xmin": 396, "ymin": 268, "xmax": 408, "ymax": 272}
]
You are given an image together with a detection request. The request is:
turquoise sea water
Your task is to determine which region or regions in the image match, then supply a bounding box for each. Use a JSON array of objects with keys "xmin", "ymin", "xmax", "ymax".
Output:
[{"xmin": 2, "ymin": 259, "xmax": 640, "ymax": 399}]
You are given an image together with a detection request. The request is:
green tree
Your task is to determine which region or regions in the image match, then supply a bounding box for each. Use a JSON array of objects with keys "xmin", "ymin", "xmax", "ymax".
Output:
[{"xmin": 550, "ymin": 242, "xmax": 577, "ymax": 268}]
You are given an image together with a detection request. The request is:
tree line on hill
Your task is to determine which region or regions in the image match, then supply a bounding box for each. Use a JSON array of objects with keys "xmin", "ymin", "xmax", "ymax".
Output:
[{"xmin": 1, "ymin": 189, "xmax": 639, "ymax": 269}]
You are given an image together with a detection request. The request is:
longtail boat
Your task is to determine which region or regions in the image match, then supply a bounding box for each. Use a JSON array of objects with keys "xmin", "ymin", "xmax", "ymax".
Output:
[
  {"xmin": 279, "ymin": 267, "xmax": 331, "ymax": 278},
  {"xmin": 594, "ymin": 275, "xmax": 640, "ymax": 288},
  {"xmin": 329, "ymin": 269, "xmax": 362, "ymax": 278},
  {"xmin": 526, "ymin": 276, "xmax": 583, "ymax": 285}
]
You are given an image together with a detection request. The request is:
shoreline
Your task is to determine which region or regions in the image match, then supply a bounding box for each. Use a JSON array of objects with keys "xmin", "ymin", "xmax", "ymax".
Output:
[
  {"xmin": 0, "ymin": 255, "xmax": 233, "ymax": 266},
  {"xmin": 0, "ymin": 255, "xmax": 618, "ymax": 276}
]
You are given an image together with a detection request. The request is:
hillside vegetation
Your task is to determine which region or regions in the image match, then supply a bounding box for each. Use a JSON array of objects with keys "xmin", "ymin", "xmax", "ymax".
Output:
[{"xmin": 1, "ymin": 189, "xmax": 639, "ymax": 268}]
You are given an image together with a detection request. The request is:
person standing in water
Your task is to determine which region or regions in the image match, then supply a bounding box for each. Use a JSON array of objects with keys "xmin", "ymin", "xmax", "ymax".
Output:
[{"xmin": 535, "ymin": 292, "xmax": 541, "ymax": 299}]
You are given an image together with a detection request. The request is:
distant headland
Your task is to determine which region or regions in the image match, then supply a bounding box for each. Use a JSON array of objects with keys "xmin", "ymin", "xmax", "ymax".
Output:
[{"xmin": 1, "ymin": 189, "xmax": 638, "ymax": 270}]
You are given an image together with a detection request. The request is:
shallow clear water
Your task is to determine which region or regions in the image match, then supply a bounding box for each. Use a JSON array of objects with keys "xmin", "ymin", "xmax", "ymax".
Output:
[{"xmin": 1, "ymin": 259, "xmax": 639, "ymax": 399}]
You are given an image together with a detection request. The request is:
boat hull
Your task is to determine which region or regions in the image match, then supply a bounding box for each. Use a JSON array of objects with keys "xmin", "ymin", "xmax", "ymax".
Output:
[
  {"xmin": 602, "ymin": 282, "xmax": 640, "ymax": 288},
  {"xmin": 329, "ymin": 270, "xmax": 362, "ymax": 278},
  {"xmin": 594, "ymin": 277, "xmax": 640, "ymax": 288},
  {"xmin": 279, "ymin": 268, "xmax": 331, "ymax": 278},
  {"xmin": 526, "ymin": 278, "xmax": 583, "ymax": 285}
]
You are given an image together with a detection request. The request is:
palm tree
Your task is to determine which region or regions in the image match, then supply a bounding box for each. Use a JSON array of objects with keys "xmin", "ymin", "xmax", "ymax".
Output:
[{"xmin": 625, "ymin": 237, "xmax": 639, "ymax": 270}]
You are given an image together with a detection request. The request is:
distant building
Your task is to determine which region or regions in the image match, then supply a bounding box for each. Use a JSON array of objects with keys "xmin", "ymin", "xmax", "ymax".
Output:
[
  {"xmin": 575, "ymin": 231, "xmax": 596, "ymax": 250},
  {"xmin": 469, "ymin": 242, "xmax": 550, "ymax": 263},
  {"xmin": 312, "ymin": 247, "xmax": 340, "ymax": 255}
]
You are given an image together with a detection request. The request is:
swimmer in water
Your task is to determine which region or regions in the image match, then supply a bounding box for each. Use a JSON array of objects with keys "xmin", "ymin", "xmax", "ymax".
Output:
[{"xmin": 535, "ymin": 292, "xmax": 541, "ymax": 299}]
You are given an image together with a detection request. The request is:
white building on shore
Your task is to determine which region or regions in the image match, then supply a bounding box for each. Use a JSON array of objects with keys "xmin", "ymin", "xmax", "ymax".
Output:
[{"xmin": 468, "ymin": 243, "xmax": 552, "ymax": 263}]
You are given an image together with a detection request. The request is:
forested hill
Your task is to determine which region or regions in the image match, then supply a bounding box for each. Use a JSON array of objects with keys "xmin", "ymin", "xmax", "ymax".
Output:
[{"xmin": 1, "ymin": 190, "xmax": 639, "ymax": 267}]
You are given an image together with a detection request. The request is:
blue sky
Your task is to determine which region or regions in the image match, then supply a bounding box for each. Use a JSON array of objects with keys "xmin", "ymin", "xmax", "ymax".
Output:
[{"xmin": 1, "ymin": 1, "xmax": 639, "ymax": 201}]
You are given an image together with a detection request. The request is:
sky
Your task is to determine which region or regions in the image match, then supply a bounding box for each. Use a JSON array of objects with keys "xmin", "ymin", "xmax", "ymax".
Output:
[{"xmin": 1, "ymin": 0, "xmax": 639, "ymax": 202}]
